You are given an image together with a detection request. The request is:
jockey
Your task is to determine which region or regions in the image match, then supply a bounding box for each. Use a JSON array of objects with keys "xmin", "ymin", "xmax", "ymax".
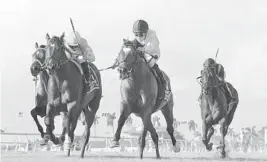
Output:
[
  {"xmin": 64, "ymin": 31, "xmax": 99, "ymax": 91},
  {"xmin": 198, "ymin": 58, "xmax": 232, "ymax": 102},
  {"xmin": 112, "ymin": 20, "xmax": 171, "ymax": 96}
]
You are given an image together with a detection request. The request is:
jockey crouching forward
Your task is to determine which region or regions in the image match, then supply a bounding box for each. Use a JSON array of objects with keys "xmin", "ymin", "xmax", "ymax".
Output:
[
  {"xmin": 64, "ymin": 31, "xmax": 99, "ymax": 92},
  {"xmin": 198, "ymin": 58, "xmax": 233, "ymax": 103},
  {"xmin": 111, "ymin": 20, "xmax": 171, "ymax": 99}
]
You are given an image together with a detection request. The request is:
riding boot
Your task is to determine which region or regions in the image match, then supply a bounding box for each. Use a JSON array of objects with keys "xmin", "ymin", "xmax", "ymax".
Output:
[
  {"xmin": 81, "ymin": 62, "xmax": 99, "ymax": 93},
  {"xmin": 152, "ymin": 64, "xmax": 171, "ymax": 100}
]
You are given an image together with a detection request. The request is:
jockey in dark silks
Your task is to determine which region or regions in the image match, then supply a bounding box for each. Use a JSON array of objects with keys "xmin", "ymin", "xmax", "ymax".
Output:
[
  {"xmin": 198, "ymin": 58, "xmax": 233, "ymax": 103},
  {"xmin": 111, "ymin": 20, "xmax": 171, "ymax": 98}
]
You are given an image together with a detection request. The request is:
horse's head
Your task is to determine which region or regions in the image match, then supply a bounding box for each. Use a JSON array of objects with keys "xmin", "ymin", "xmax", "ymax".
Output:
[
  {"xmin": 117, "ymin": 39, "xmax": 144, "ymax": 79},
  {"xmin": 45, "ymin": 33, "xmax": 67, "ymax": 72},
  {"xmin": 31, "ymin": 42, "xmax": 47, "ymax": 77},
  {"xmin": 201, "ymin": 58, "xmax": 218, "ymax": 94}
]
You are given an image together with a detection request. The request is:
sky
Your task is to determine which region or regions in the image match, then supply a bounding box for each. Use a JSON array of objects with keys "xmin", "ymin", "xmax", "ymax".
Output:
[{"xmin": 1, "ymin": 0, "xmax": 267, "ymax": 137}]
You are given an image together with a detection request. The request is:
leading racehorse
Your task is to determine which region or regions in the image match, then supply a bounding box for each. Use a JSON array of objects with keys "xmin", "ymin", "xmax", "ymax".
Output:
[
  {"xmin": 30, "ymin": 42, "xmax": 86, "ymax": 143},
  {"xmin": 199, "ymin": 59, "xmax": 239, "ymax": 158},
  {"xmin": 43, "ymin": 33, "xmax": 102, "ymax": 158},
  {"xmin": 30, "ymin": 42, "xmax": 68, "ymax": 140},
  {"xmin": 110, "ymin": 39, "xmax": 180, "ymax": 159}
]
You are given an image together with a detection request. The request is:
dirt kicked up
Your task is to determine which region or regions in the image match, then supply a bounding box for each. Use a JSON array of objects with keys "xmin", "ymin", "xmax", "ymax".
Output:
[{"xmin": 1, "ymin": 151, "xmax": 267, "ymax": 162}]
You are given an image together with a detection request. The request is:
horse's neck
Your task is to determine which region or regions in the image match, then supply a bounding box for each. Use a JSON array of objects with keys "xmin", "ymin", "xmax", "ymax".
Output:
[
  {"xmin": 131, "ymin": 59, "xmax": 152, "ymax": 82},
  {"xmin": 37, "ymin": 71, "xmax": 49, "ymax": 95}
]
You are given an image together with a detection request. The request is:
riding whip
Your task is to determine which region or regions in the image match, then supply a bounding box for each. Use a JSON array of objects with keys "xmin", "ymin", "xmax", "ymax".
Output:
[
  {"xmin": 215, "ymin": 48, "xmax": 219, "ymax": 61},
  {"xmin": 69, "ymin": 18, "xmax": 84, "ymax": 56},
  {"xmin": 99, "ymin": 66, "xmax": 113, "ymax": 71}
]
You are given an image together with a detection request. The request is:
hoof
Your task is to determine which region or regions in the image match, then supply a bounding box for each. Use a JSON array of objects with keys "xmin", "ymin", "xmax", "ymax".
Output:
[
  {"xmin": 173, "ymin": 143, "xmax": 180, "ymax": 153},
  {"xmin": 110, "ymin": 141, "xmax": 120, "ymax": 148},
  {"xmin": 40, "ymin": 137, "xmax": 49, "ymax": 146},
  {"xmin": 220, "ymin": 150, "xmax": 226, "ymax": 158},
  {"xmin": 207, "ymin": 143, "xmax": 213, "ymax": 151}
]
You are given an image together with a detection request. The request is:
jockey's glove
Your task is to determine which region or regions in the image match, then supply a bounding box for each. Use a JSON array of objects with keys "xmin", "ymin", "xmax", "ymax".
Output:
[
  {"xmin": 137, "ymin": 47, "xmax": 145, "ymax": 53},
  {"xmin": 148, "ymin": 58, "xmax": 157, "ymax": 67}
]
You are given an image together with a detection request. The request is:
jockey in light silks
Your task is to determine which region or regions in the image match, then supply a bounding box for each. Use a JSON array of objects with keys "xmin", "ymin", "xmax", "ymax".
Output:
[
  {"xmin": 111, "ymin": 20, "xmax": 171, "ymax": 97},
  {"xmin": 64, "ymin": 31, "xmax": 99, "ymax": 92},
  {"xmin": 198, "ymin": 58, "xmax": 232, "ymax": 102}
]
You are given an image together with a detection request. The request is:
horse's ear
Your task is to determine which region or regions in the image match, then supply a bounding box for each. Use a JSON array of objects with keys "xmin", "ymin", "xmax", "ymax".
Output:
[
  {"xmin": 46, "ymin": 33, "xmax": 50, "ymax": 40},
  {"xmin": 60, "ymin": 32, "xmax": 65, "ymax": 41},
  {"xmin": 35, "ymin": 42, "xmax": 39, "ymax": 49}
]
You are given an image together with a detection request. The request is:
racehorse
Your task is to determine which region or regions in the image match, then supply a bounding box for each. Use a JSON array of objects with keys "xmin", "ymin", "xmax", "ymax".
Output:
[
  {"xmin": 30, "ymin": 42, "xmax": 68, "ymax": 140},
  {"xmin": 30, "ymin": 42, "xmax": 85, "ymax": 143},
  {"xmin": 110, "ymin": 39, "xmax": 180, "ymax": 159},
  {"xmin": 199, "ymin": 60, "xmax": 239, "ymax": 158},
  {"xmin": 43, "ymin": 33, "xmax": 102, "ymax": 158}
]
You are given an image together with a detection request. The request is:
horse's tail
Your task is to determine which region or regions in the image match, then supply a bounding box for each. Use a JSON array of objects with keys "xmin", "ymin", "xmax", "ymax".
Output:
[
  {"xmin": 225, "ymin": 82, "xmax": 239, "ymax": 125},
  {"xmin": 161, "ymin": 70, "xmax": 172, "ymax": 91}
]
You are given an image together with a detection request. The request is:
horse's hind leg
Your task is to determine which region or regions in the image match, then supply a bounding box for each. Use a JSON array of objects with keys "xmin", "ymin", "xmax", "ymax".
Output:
[
  {"xmin": 161, "ymin": 102, "xmax": 180, "ymax": 153},
  {"xmin": 111, "ymin": 101, "xmax": 131, "ymax": 148},
  {"xmin": 31, "ymin": 107, "xmax": 45, "ymax": 138}
]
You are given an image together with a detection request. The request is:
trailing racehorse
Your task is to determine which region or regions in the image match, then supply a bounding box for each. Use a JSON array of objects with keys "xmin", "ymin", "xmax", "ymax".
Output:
[
  {"xmin": 43, "ymin": 33, "xmax": 102, "ymax": 158},
  {"xmin": 110, "ymin": 39, "xmax": 180, "ymax": 159},
  {"xmin": 198, "ymin": 59, "xmax": 239, "ymax": 158}
]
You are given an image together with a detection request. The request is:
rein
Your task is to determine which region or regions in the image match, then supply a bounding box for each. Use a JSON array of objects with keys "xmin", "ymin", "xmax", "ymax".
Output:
[
  {"xmin": 118, "ymin": 46, "xmax": 142, "ymax": 79},
  {"xmin": 45, "ymin": 39, "xmax": 70, "ymax": 71},
  {"xmin": 201, "ymin": 67, "xmax": 222, "ymax": 94},
  {"xmin": 32, "ymin": 48, "xmax": 47, "ymax": 71}
]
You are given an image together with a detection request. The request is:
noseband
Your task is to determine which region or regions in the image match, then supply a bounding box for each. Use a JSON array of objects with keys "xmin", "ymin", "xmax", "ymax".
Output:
[
  {"xmin": 45, "ymin": 38, "xmax": 69, "ymax": 71},
  {"xmin": 118, "ymin": 46, "xmax": 141, "ymax": 79},
  {"xmin": 201, "ymin": 67, "xmax": 222, "ymax": 94}
]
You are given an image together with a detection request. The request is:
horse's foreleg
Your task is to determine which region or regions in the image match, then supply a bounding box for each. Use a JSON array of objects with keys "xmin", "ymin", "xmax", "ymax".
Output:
[
  {"xmin": 218, "ymin": 121, "xmax": 227, "ymax": 158},
  {"xmin": 111, "ymin": 102, "xmax": 130, "ymax": 148},
  {"xmin": 64, "ymin": 102, "xmax": 81, "ymax": 156},
  {"xmin": 80, "ymin": 108, "xmax": 94, "ymax": 158},
  {"xmin": 55, "ymin": 111, "xmax": 67, "ymax": 145},
  {"xmin": 139, "ymin": 124, "xmax": 148, "ymax": 159},
  {"xmin": 146, "ymin": 115, "xmax": 160, "ymax": 159},
  {"xmin": 44, "ymin": 102, "xmax": 59, "ymax": 145},
  {"xmin": 31, "ymin": 108, "xmax": 45, "ymax": 138},
  {"xmin": 206, "ymin": 126, "xmax": 214, "ymax": 149},
  {"xmin": 201, "ymin": 120, "xmax": 213, "ymax": 151}
]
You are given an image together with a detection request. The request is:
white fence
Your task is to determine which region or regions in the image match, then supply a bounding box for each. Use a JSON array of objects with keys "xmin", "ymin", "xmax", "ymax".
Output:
[{"xmin": 1, "ymin": 132, "xmax": 203, "ymax": 153}]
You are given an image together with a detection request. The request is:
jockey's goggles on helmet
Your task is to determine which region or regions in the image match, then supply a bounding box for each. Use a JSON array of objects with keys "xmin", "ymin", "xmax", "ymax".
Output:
[{"xmin": 134, "ymin": 32, "xmax": 145, "ymax": 37}]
